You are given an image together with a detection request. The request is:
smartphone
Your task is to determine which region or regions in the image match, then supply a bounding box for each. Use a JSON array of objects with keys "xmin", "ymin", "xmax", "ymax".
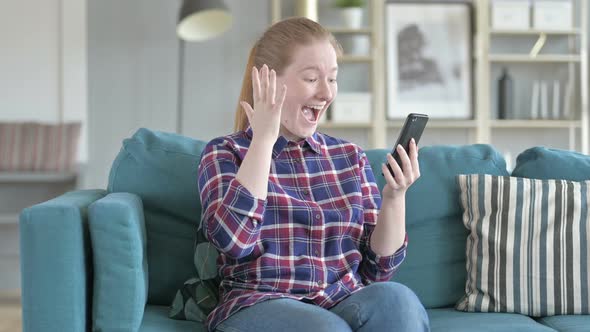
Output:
[{"xmin": 386, "ymin": 113, "xmax": 429, "ymax": 177}]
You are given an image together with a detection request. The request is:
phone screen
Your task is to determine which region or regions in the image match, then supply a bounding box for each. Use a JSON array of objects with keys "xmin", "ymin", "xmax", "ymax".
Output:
[{"xmin": 386, "ymin": 113, "xmax": 429, "ymax": 177}]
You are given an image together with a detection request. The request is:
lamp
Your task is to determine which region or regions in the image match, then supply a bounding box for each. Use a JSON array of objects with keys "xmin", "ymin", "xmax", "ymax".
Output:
[
  {"xmin": 175, "ymin": 0, "xmax": 232, "ymax": 133},
  {"xmin": 177, "ymin": 0, "xmax": 232, "ymax": 42}
]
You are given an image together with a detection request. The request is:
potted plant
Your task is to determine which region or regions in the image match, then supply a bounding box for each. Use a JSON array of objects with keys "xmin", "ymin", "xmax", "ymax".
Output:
[
  {"xmin": 333, "ymin": 0, "xmax": 367, "ymax": 55},
  {"xmin": 334, "ymin": 0, "xmax": 365, "ymax": 28}
]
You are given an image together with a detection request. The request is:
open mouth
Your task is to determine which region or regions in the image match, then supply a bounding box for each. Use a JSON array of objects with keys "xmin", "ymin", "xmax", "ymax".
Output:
[{"xmin": 301, "ymin": 105, "xmax": 323, "ymax": 124}]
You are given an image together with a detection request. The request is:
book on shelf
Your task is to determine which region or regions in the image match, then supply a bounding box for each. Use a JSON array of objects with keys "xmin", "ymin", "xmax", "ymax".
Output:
[
  {"xmin": 563, "ymin": 80, "xmax": 573, "ymax": 120},
  {"xmin": 540, "ymin": 81, "xmax": 549, "ymax": 119},
  {"xmin": 552, "ymin": 80, "xmax": 560, "ymax": 119},
  {"xmin": 531, "ymin": 80, "xmax": 540, "ymax": 119}
]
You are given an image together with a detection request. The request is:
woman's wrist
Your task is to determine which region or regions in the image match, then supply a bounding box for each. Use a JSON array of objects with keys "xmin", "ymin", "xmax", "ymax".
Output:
[
  {"xmin": 381, "ymin": 191, "xmax": 405, "ymax": 209},
  {"xmin": 251, "ymin": 133, "xmax": 277, "ymax": 149}
]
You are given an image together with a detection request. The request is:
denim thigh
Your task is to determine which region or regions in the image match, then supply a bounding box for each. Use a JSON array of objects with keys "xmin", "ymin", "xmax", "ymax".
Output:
[
  {"xmin": 215, "ymin": 298, "xmax": 352, "ymax": 332},
  {"xmin": 329, "ymin": 282, "xmax": 430, "ymax": 332}
]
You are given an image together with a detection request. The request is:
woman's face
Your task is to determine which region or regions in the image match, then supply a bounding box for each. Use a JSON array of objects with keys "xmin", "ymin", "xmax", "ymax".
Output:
[{"xmin": 276, "ymin": 40, "xmax": 338, "ymax": 141}]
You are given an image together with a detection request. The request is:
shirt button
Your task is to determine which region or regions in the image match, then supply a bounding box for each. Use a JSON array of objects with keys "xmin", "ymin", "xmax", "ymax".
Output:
[
  {"xmin": 314, "ymin": 249, "xmax": 320, "ymax": 256},
  {"xmin": 315, "ymin": 214, "xmax": 321, "ymax": 220},
  {"xmin": 317, "ymin": 281, "xmax": 324, "ymax": 287},
  {"xmin": 302, "ymin": 190, "xmax": 309, "ymax": 196}
]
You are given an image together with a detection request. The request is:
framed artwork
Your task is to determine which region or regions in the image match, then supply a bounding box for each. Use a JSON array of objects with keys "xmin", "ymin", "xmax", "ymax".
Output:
[{"xmin": 385, "ymin": 1, "xmax": 473, "ymax": 119}]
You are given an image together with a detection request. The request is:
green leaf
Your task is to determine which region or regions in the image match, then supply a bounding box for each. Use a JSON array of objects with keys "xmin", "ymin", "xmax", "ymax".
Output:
[
  {"xmin": 334, "ymin": 0, "xmax": 364, "ymax": 8},
  {"xmin": 194, "ymin": 242, "xmax": 219, "ymax": 279}
]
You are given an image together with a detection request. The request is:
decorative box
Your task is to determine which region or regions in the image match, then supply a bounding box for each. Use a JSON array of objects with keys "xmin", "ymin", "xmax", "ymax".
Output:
[
  {"xmin": 533, "ymin": 0, "xmax": 573, "ymax": 30},
  {"xmin": 331, "ymin": 92, "xmax": 372, "ymax": 124},
  {"xmin": 491, "ymin": 0, "xmax": 531, "ymax": 30}
]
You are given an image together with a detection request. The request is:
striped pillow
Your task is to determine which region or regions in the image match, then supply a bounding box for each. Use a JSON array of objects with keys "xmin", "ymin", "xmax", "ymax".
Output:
[
  {"xmin": 455, "ymin": 174, "xmax": 590, "ymax": 316},
  {"xmin": 0, "ymin": 122, "xmax": 81, "ymax": 172}
]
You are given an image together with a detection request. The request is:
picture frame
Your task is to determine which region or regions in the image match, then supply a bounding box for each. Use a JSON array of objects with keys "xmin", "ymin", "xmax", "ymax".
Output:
[{"xmin": 385, "ymin": 0, "xmax": 473, "ymax": 119}]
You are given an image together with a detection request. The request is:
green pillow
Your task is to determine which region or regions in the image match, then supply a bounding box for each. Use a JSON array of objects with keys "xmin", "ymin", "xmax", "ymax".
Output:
[
  {"xmin": 169, "ymin": 226, "xmax": 221, "ymax": 323},
  {"xmin": 88, "ymin": 193, "xmax": 149, "ymax": 331},
  {"xmin": 456, "ymin": 174, "xmax": 590, "ymax": 316}
]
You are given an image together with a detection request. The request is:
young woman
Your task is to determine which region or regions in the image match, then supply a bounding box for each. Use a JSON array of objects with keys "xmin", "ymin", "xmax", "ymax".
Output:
[{"xmin": 198, "ymin": 17, "xmax": 429, "ymax": 332}]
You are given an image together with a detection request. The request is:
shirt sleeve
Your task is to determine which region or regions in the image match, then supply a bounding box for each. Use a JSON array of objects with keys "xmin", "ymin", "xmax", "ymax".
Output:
[
  {"xmin": 356, "ymin": 151, "xmax": 408, "ymax": 284},
  {"xmin": 197, "ymin": 139, "xmax": 266, "ymax": 259}
]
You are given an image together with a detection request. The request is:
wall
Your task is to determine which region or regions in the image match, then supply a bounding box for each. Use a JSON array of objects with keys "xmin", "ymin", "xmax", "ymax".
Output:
[
  {"xmin": 0, "ymin": 0, "xmax": 87, "ymax": 163},
  {"xmin": 86, "ymin": 0, "xmax": 269, "ymax": 189},
  {"xmin": 86, "ymin": 0, "xmax": 178, "ymax": 189}
]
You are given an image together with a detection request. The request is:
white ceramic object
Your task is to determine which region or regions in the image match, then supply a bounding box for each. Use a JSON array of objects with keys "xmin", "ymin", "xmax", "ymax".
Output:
[
  {"xmin": 340, "ymin": 7, "xmax": 363, "ymax": 29},
  {"xmin": 491, "ymin": 0, "xmax": 530, "ymax": 30},
  {"xmin": 331, "ymin": 92, "xmax": 372, "ymax": 124}
]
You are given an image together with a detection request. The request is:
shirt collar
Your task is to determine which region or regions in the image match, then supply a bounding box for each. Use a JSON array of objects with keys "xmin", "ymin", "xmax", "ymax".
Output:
[
  {"xmin": 305, "ymin": 132, "xmax": 322, "ymax": 154},
  {"xmin": 244, "ymin": 126, "xmax": 322, "ymax": 157}
]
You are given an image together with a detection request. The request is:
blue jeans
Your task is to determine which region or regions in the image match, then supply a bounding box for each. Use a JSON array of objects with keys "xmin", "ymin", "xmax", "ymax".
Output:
[{"xmin": 215, "ymin": 282, "xmax": 430, "ymax": 332}]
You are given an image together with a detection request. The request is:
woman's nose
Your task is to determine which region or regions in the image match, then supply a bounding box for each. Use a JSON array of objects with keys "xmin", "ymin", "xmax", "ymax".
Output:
[{"xmin": 316, "ymin": 80, "xmax": 333, "ymax": 101}]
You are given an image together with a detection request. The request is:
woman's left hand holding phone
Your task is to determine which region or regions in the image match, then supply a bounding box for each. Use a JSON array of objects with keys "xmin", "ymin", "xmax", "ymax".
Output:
[{"xmin": 380, "ymin": 138, "xmax": 420, "ymax": 200}]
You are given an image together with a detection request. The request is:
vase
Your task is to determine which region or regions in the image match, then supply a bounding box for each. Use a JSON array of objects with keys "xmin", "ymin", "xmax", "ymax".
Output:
[
  {"xmin": 340, "ymin": 7, "xmax": 363, "ymax": 29},
  {"xmin": 339, "ymin": 7, "xmax": 367, "ymax": 55}
]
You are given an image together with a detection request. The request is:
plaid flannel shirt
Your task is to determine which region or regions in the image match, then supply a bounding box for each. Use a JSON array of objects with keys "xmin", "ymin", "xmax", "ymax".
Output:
[{"xmin": 198, "ymin": 128, "xmax": 407, "ymax": 331}]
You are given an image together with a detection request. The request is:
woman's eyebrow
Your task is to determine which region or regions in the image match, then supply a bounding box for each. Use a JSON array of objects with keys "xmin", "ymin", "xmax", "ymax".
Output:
[{"xmin": 298, "ymin": 66, "xmax": 339, "ymax": 73}]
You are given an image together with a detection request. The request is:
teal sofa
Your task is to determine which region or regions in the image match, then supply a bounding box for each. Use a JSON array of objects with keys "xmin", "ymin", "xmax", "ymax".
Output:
[{"xmin": 20, "ymin": 128, "xmax": 590, "ymax": 331}]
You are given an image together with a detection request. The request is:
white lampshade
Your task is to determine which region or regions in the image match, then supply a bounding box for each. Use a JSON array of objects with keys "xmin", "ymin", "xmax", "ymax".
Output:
[{"xmin": 176, "ymin": 0, "xmax": 232, "ymax": 41}]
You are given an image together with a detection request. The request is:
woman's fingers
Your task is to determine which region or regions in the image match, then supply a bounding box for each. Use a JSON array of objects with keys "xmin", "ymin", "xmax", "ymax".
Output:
[
  {"xmin": 260, "ymin": 64, "xmax": 268, "ymax": 102},
  {"xmin": 269, "ymin": 69, "xmax": 276, "ymax": 104},
  {"xmin": 251, "ymin": 64, "xmax": 284, "ymax": 119},
  {"xmin": 240, "ymin": 101, "xmax": 254, "ymax": 122},
  {"xmin": 397, "ymin": 144, "xmax": 414, "ymax": 183},
  {"xmin": 252, "ymin": 66, "xmax": 261, "ymax": 103},
  {"xmin": 382, "ymin": 160, "xmax": 402, "ymax": 190},
  {"xmin": 410, "ymin": 138, "xmax": 421, "ymax": 179},
  {"xmin": 385, "ymin": 153, "xmax": 405, "ymax": 187}
]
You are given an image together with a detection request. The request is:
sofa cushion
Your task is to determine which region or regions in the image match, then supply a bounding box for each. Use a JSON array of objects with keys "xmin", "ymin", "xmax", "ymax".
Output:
[
  {"xmin": 88, "ymin": 193, "xmax": 149, "ymax": 331},
  {"xmin": 512, "ymin": 146, "xmax": 590, "ymax": 181},
  {"xmin": 365, "ymin": 144, "xmax": 509, "ymax": 308},
  {"xmin": 141, "ymin": 305, "xmax": 205, "ymax": 332},
  {"xmin": 456, "ymin": 174, "xmax": 590, "ymax": 316},
  {"xmin": 536, "ymin": 315, "xmax": 590, "ymax": 332},
  {"xmin": 428, "ymin": 308, "xmax": 557, "ymax": 332},
  {"xmin": 108, "ymin": 128, "xmax": 207, "ymax": 305}
]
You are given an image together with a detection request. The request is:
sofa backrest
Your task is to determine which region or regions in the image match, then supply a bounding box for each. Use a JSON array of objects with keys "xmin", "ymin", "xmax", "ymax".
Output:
[
  {"xmin": 366, "ymin": 144, "xmax": 509, "ymax": 308},
  {"xmin": 512, "ymin": 146, "xmax": 590, "ymax": 181},
  {"xmin": 108, "ymin": 128, "xmax": 510, "ymax": 308}
]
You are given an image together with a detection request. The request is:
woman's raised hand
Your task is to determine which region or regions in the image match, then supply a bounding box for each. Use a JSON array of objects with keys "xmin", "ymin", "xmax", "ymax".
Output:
[{"xmin": 240, "ymin": 64, "xmax": 287, "ymax": 143}]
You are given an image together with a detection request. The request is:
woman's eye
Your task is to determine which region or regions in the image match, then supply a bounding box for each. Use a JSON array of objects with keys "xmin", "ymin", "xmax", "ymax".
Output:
[
  {"xmin": 305, "ymin": 78, "xmax": 317, "ymax": 83},
  {"xmin": 329, "ymin": 78, "xmax": 337, "ymax": 83}
]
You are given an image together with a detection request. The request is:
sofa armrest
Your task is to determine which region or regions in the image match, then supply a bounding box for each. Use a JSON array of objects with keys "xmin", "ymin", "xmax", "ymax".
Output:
[{"xmin": 19, "ymin": 189, "xmax": 106, "ymax": 332}]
